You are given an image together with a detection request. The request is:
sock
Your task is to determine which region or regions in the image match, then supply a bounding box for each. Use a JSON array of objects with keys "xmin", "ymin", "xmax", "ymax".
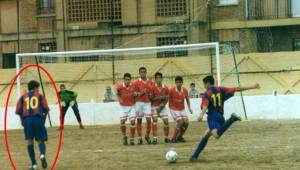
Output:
[
  {"xmin": 152, "ymin": 123, "xmax": 158, "ymax": 139},
  {"xmin": 217, "ymin": 116, "xmax": 236, "ymax": 137},
  {"xmin": 172, "ymin": 127, "xmax": 180, "ymax": 140},
  {"xmin": 38, "ymin": 143, "xmax": 46, "ymax": 156},
  {"xmin": 136, "ymin": 124, "xmax": 142, "ymax": 139},
  {"xmin": 163, "ymin": 125, "xmax": 169, "ymax": 139},
  {"xmin": 130, "ymin": 125, "xmax": 135, "ymax": 140},
  {"xmin": 178, "ymin": 123, "xmax": 189, "ymax": 138},
  {"xmin": 191, "ymin": 137, "xmax": 208, "ymax": 159},
  {"xmin": 145, "ymin": 122, "xmax": 151, "ymax": 137},
  {"xmin": 120, "ymin": 124, "xmax": 126, "ymax": 138},
  {"xmin": 27, "ymin": 145, "xmax": 37, "ymax": 165}
]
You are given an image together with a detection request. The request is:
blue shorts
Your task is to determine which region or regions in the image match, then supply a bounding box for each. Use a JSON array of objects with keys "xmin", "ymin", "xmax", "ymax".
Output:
[
  {"xmin": 23, "ymin": 116, "xmax": 48, "ymax": 141},
  {"xmin": 207, "ymin": 112, "xmax": 225, "ymax": 130}
]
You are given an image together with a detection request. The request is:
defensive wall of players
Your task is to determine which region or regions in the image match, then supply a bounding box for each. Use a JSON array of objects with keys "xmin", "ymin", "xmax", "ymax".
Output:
[{"xmin": 1, "ymin": 94, "xmax": 300, "ymax": 130}]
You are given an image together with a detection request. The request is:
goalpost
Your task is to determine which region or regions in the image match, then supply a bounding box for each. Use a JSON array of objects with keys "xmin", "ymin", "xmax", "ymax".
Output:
[{"xmin": 15, "ymin": 42, "xmax": 247, "ymax": 122}]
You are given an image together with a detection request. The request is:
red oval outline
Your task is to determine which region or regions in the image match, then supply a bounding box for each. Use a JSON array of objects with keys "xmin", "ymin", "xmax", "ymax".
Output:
[{"xmin": 4, "ymin": 64, "xmax": 63, "ymax": 170}]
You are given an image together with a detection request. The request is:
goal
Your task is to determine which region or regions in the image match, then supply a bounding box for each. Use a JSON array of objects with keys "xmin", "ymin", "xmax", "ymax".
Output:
[{"xmin": 15, "ymin": 42, "xmax": 242, "ymax": 109}]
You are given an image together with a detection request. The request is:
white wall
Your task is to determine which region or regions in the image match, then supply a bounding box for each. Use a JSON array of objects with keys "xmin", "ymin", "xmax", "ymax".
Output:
[{"xmin": 1, "ymin": 95, "xmax": 300, "ymax": 130}]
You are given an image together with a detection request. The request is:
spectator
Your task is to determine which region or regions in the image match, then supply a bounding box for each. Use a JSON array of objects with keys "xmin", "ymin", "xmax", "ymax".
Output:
[
  {"xmin": 103, "ymin": 86, "xmax": 117, "ymax": 102},
  {"xmin": 189, "ymin": 83, "xmax": 199, "ymax": 98}
]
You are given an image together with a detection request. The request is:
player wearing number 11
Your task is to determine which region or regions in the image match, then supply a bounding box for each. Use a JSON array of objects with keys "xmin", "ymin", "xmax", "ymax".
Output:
[
  {"xmin": 15, "ymin": 80, "xmax": 49, "ymax": 170},
  {"xmin": 190, "ymin": 75, "xmax": 260, "ymax": 161}
]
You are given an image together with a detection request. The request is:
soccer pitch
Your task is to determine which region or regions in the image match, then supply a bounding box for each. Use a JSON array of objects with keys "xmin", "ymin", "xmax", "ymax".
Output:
[{"xmin": 1, "ymin": 120, "xmax": 300, "ymax": 170}]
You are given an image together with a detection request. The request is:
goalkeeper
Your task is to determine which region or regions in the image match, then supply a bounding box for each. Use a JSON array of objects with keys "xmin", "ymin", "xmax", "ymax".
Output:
[{"xmin": 58, "ymin": 84, "xmax": 84, "ymax": 129}]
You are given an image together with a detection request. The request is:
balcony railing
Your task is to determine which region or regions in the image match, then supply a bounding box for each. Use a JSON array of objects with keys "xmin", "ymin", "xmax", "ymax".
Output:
[{"xmin": 246, "ymin": 0, "xmax": 299, "ymax": 20}]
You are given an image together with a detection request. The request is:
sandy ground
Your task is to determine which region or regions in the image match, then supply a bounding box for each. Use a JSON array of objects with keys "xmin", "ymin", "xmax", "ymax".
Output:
[{"xmin": 1, "ymin": 120, "xmax": 300, "ymax": 170}]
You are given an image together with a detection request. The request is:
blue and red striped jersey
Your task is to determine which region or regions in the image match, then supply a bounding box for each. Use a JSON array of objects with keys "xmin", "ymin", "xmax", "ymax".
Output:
[
  {"xmin": 15, "ymin": 91, "xmax": 50, "ymax": 117},
  {"xmin": 201, "ymin": 86, "xmax": 236, "ymax": 115}
]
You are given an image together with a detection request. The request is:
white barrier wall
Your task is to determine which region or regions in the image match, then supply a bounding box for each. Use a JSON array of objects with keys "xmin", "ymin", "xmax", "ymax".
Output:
[{"xmin": 1, "ymin": 95, "xmax": 300, "ymax": 130}]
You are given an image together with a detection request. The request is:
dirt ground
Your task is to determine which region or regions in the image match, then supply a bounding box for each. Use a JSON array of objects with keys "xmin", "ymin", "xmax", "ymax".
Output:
[{"xmin": 1, "ymin": 120, "xmax": 300, "ymax": 170}]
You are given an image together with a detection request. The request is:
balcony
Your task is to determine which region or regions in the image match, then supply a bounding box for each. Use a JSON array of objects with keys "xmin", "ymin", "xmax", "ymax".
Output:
[{"xmin": 246, "ymin": 0, "xmax": 300, "ymax": 20}]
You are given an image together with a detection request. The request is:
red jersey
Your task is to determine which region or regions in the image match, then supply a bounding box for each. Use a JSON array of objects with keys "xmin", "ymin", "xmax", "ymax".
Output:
[
  {"xmin": 151, "ymin": 84, "xmax": 169, "ymax": 106},
  {"xmin": 168, "ymin": 87, "xmax": 188, "ymax": 110},
  {"xmin": 116, "ymin": 83, "xmax": 136, "ymax": 106},
  {"xmin": 133, "ymin": 78, "xmax": 154, "ymax": 103},
  {"xmin": 15, "ymin": 91, "xmax": 50, "ymax": 117}
]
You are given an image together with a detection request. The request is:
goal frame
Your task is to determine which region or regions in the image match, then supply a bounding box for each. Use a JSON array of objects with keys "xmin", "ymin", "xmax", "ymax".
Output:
[{"xmin": 16, "ymin": 42, "xmax": 221, "ymax": 98}]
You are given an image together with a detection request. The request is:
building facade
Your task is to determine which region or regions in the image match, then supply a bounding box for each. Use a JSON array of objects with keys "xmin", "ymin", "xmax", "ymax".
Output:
[{"xmin": 0, "ymin": 0, "xmax": 300, "ymax": 68}]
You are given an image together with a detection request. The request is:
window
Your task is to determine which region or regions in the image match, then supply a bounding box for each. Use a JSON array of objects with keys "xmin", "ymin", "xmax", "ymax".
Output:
[
  {"xmin": 38, "ymin": 42, "xmax": 57, "ymax": 63},
  {"xmin": 37, "ymin": 0, "xmax": 55, "ymax": 15},
  {"xmin": 68, "ymin": 0, "xmax": 122, "ymax": 22},
  {"xmin": 293, "ymin": 39, "xmax": 300, "ymax": 51},
  {"xmin": 156, "ymin": 36, "xmax": 188, "ymax": 58},
  {"xmin": 219, "ymin": 0, "xmax": 239, "ymax": 6},
  {"xmin": 156, "ymin": 0, "xmax": 187, "ymax": 16},
  {"xmin": 2, "ymin": 53, "xmax": 16, "ymax": 69}
]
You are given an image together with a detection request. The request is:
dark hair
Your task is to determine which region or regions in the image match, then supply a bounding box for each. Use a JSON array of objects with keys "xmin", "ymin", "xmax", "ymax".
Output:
[
  {"xmin": 175, "ymin": 76, "xmax": 183, "ymax": 82},
  {"xmin": 123, "ymin": 73, "xmax": 131, "ymax": 79},
  {"xmin": 28, "ymin": 80, "xmax": 40, "ymax": 91},
  {"xmin": 60, "ymin": 84, "xmax": 66, "ymax": 88},
  {"xmin": 190, "ymin": 83, "xmax": 195, "ymax": 86},
  {"xmin": 139, "ymin": 67, "xmax": 147, "ymax": 72},
  {"xmin": 203, "ymin": 75, "xmax": 215, "ymax": 85},
  {"xmin": 154, "ymin": 72, "xmax": 163, "ymax": 78}
]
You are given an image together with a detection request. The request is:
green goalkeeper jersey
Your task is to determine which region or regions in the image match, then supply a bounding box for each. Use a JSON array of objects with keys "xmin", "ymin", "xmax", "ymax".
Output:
[{"xmin": 58, "ymin": 90, "xmax": 77, "ymax": 103}]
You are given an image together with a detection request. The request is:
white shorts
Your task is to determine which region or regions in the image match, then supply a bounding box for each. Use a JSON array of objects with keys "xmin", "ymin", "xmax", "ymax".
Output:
[
  {"xmin": 170, "ymin": 109, "xmax": 188, "ymax": 121},
  {"xmin": 151, "ymin": 106, "xmax": 168, "ymax": 119},
  {"xmin": 120, "ymin": 105, "xmax": 136, "ymax": 121},
  {"xmin": 135, "ymin": 102, "xmax": 152, "ymax": 118}
]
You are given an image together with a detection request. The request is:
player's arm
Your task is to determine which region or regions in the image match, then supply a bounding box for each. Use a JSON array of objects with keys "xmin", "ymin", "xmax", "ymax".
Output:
[
  {"xmin": 198, "ymin": 96, "xmax": 209, "ymax": 122},
  {"xmin": 15, "ymin": 97, "xmax": 22, "ymax": 116},
  {"xmin": 41, "ymin": 96, "xmax": 50, "ymax": 113},
  {"xmin": 116, "ymin": 86, "xmax": 123, "ymax": 103},
  {"xmin": 235, "ymin": 83, "xmax": 260, "ymax": 92},
  {"xmin": 198, "ymin": 105, "xmax": 208, "ymax": 122},
  {"xmin": 185, "ymin": 95, "xmax": 193, "ymax": 114}
]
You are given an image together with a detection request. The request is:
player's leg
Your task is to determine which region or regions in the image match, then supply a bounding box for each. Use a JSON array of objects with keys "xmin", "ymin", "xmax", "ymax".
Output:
[
  {"xmin": 24, "ymin": 117, "xmax": 37, "ymax": 168},
  {"xmin": 35, "ymin": 117, "xmax": 48, "ymax": 169},
  {"xmin": 212, "ymin": 113, "xmax": 241, "ymax": 139},
  {"xmin": 135, "ymin": 102, "xmax": 143, "ymax": 144},
  {"xmin": 130, "ymin": 106, "xmax": 137, "ymax": 145},
  {"xmin": 27, "ymin": 140, "xmax": 37, "ymax": 170},
  {"xmin": 190, "ymin": 129, "xmax": 212, "ymax": 161},
  {"xmin": 144, "ymin": 103, "xmax": 152, "ymax": 144},
  {"xmin": 170, "ymin": 109, "xmax": 183, "ymax": 143},
  {"xmin": 129, "ymin": 118, "xmax": 136, "ymax": 145},
  {"xmin": 61, "ymin": 104, "xmax": 69, "ymax": 129},
  {"xmin": 71, "ymin": 102, "xmax": 84, "ymax": 129},
  {"xmin": 151, "ymin": 107, "xmax": 158, "ymax": 144},
  {"xmin": 120, "ymin": 118, "xmax": 128, "ymax": 145},
  {"xmin": 162, "ymin": 117, "xmax": 170, "ymax": 143},
  {"xmin": 177, "ymin": 117, "xmax": 189, "ymax": 142},
  {"xmin": 171, "ymin": 119, "xmax": 183, "ymax": 143},
  {"xmin": 159, "ymin": 107, "xmax": 170, "ymax": 143}
]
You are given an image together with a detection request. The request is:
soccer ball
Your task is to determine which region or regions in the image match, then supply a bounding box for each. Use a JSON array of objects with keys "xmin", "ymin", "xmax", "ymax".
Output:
[{"xmin": 165, "ymin": 149, "xmax": 178, "ymax": 163}]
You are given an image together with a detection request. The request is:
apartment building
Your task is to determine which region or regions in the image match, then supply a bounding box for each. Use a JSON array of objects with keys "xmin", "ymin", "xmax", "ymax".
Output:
[{"xmin": 0, "ymin": 0, "xmax": 299, "ymax": 68}]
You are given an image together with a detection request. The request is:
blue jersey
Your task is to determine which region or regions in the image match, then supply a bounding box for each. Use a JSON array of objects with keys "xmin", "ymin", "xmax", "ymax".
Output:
[
  {"xmin": 15, "ymin": 91, "xmax": 49, "ymax": 118},
  {"xmin": 201, "ymin": 86, "xmax": 236, "ymax": 115}
]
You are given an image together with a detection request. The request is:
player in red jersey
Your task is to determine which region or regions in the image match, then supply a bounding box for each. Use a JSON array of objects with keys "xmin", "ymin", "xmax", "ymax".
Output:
[
  {"xmin": 151, "ymin": 72, "xmax": 170, "ymax": 144},
  {"xmin": 15, "ymin": 80, "xmax": 49, "ymax": 170},
  {"xmin": 169, "ymin": 76, "xmax": 193, "ymax": 143},
  {"xmin": 133, "ymin": 67, "xmax": 154, "ymax": 144},
  {"xmin": 116, "ymin": 73, "xmax": 137, "ymax": 145}
]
